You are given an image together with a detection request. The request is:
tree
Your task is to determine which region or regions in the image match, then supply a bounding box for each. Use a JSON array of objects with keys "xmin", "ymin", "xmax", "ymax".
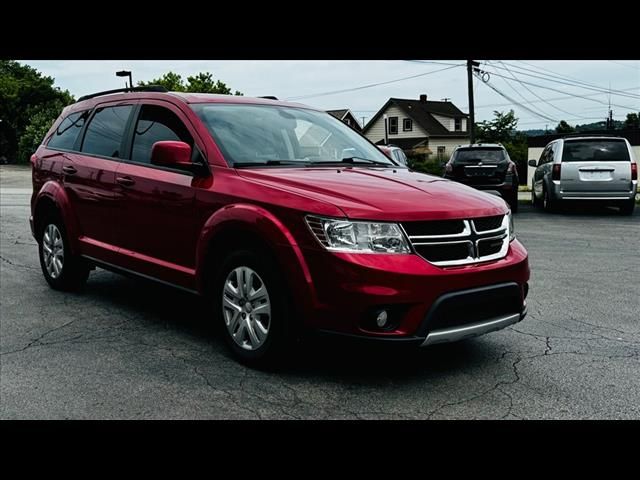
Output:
[
  {"xmin": 624, "ymin": 112, "xmax": 639, "ymax": 129},
  {"xmin": 475, "ymin": 110, "xmax": 518, "ymax": 144},
  {"xmin": 1, "ymin": 60, "xmax": 75, "ymax": 163},
  {"xmin": 138, "ymin": 71, "xmax": 242, "ymax": 95},
  {"xmin": 555, "ymin": 120, "xmax": 575, "ymax": 134}
]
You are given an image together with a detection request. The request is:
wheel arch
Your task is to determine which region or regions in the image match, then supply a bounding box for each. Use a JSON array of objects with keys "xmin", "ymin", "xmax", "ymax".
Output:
[
  {"xmin": 195, "ymin": 204, "xmax": 318, "ymax": 317},
  {"xmin": 33, "ymin": 181, "xmax": 80, "ymax": 253}
]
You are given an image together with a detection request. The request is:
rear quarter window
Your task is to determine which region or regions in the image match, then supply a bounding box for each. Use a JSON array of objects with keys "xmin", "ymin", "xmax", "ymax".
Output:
[
  {"xmin": 47, "ymin": 111, "xmax": 89, "ymax": 151},
  {"xmin": 561, "ymin": 139, "xmax": 630, "ymax": 162}
]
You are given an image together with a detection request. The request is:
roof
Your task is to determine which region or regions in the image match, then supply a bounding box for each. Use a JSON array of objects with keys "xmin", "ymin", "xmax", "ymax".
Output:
[
  {"xmin": 363, "ymin": 97, "xmax": 469, "ymax": 137},
  {"xmin": 327, "ymin": 109, "xmax": 349, "ymax": 120},
  {"xmin": 65, "ymin": 90, "xmax": 314, "ymax": 116},
  {"xmin": 527, "ymin": 129, "xmax": 640, "ymax": 148}
]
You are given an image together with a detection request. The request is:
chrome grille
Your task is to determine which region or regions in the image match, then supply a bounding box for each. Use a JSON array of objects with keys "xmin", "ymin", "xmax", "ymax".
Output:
[
  {"xmin": 401, "ymin": 215, "xmax": 510, "ymax": 266},
  {"xmin": 473, "ymin": 215, "xmax": 505, "ymax": 232}
]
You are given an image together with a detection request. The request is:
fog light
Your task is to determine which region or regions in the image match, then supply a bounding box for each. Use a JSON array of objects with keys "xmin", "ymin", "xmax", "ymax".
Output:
[{"xmin": 376, "ymin": 310, "xmax": 389, "ymax": 328}]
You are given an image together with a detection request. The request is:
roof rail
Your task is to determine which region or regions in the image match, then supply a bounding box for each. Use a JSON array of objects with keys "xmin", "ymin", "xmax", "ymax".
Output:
[
  {"xmin": 77, "ymin": 85, "xmax": 168, "ymax": 103},
  {"xmin": 258, "ymin": 96, "xmax": 278, "ymax": 100},
  {"xmin": 561, "ymin": 132, "xmax": 622, "ymax": 138}
]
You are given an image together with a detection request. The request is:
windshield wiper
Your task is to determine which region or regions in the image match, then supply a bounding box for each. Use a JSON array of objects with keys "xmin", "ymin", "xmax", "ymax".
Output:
[
  {"xmin": 309, "ymin": 157, "xmax": 392, "ymax": 167},
  {"xmin": 233, "ymin": 160, "xmax": 308, "ymax": 167}
]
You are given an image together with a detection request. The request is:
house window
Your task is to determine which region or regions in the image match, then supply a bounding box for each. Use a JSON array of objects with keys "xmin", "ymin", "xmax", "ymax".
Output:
[
  {"xmin": 454, "ymin": 118, "xmax": 462, "ymax": 131},
  {"xmin": 388, "ymin": 116, "xmax": 398, "ymax": 135},
  {"xmin": 437, "ymin": 146, "xmax": 446, "ymax": 160},
  {"xmin": 345, "ymin": 118, "xmax": 351, "ymax": 127},
  {"xmin": 403, "ymin": 118, "xmax": 413, "ymax": 132}
]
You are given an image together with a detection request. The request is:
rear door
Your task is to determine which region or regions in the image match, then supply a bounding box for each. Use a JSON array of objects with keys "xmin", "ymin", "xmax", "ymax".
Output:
[
  {"xmin": 64, "ymin": 102, "xmax": 135, "ymax": 262},
  {"xmin": 560, "ymin": 138, "xmax": 632, "ymax": 193}
]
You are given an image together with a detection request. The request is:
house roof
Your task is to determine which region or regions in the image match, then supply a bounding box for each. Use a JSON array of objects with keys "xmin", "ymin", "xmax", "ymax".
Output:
[
  {"xmin": 327, "ymin": 109, "xmax": 349, "ymax": 120},
  {"xmin": 363, "ymin": 97, "xmax": 469, "ymax": 137}
]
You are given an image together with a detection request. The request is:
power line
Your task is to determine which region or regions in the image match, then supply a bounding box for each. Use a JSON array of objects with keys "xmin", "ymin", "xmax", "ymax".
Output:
[
  {"xmin": 512, "ymin": 60, "xmax": 639, "ymax": 96},
  {"xmin": 497, "ymin": 61, "xmax": 581, "ymax": 118},
  {"xmin": 285, "ymin": 64, "xmax": 464, "ymax": 101},
  {"xmin": 607, "ymin": 60, "xmax": 640, "ymax": 71},
  {"xmin": 492, "ymin": 61, "xmax": 558, "ymax": 120},
  {"xmin": 477, "ymin": 68, "xmax": 640, "ymax": 111},
  {"xmin": 475, "ymin": 74, "xmax": 557, "ymax": 122},
  {"xmin": 472, "ymin": 86, "xmax": 639, "ymax": 110},
  {"xmin": 487, "ymin": 62, "xmax": 640, "ymax": 100}
]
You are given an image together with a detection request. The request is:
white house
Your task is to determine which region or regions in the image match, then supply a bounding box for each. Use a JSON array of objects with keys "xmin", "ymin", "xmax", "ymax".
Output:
[{"xmin": 362, "ymin": 94, "xmax": 470, "ymax": 159}]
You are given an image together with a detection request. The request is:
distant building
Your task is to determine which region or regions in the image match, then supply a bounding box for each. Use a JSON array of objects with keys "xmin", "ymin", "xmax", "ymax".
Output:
[
  {"xmin": 526, "ymin": 129, "xmax": 640, "ymax": 185},
  {"xmin": 326, "ymin": 109, "xmax": 362, "ymax": 132},
  {"xmin": 362, "ymin": 94, "xmax": 470, "ymax": 159}
]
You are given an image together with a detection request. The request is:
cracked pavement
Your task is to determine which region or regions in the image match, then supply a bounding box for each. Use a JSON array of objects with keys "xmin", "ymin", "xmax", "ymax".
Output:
[{"xmin": 1, "ymin": 165, "xmax": 639, "ymax": 419}]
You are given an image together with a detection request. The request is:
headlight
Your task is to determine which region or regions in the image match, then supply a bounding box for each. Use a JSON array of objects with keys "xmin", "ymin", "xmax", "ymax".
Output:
[
  {"xmin": 306, "ymin": 215, "xmax": 411, "ymax": 253},
  {"xmin": 507, "ymin": 210, "xmax": 515, "ymax": 242}
]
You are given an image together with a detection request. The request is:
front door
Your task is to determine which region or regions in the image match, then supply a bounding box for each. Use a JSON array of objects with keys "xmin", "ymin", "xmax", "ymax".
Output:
[{"xmin": 113, "ymin": 102, "xmax": 206, "ymax": 289}]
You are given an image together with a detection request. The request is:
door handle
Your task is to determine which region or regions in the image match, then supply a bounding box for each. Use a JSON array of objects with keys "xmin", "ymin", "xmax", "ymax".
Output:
[
  {"xmin": 62, "ymin": 166, "xmax": 77, "ymax": 175},
  {"xmin": 116, "ymin": 176, "xmax": 135, "ymax": 187}
]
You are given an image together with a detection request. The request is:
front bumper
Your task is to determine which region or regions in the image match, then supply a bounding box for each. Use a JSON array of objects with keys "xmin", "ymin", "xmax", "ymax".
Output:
[{"xmin": 300, "ymin": 239, "xmax": 530, "ymax": 341}]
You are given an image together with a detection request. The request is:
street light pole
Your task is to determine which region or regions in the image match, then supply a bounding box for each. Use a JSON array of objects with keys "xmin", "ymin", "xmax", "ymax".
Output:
[{"xmin": 116, "ymin": 70, "xmax": 133, "ymax": 89}]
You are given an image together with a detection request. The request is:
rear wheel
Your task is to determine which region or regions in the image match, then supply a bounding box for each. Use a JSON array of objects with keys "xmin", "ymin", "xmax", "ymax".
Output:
[
  {"xmin": 38, "ymin": 213, "xmax": 89, "ymax": 291},
  {"xmin": 619, "ymin": 198, "xmax": 636, "ymax": 215},
  {"xmin": 542, "ymin": 185, "xmax": 557, "ymax": 213},
  {"xmin": 211, "ymin": 248, "xmax": 293, "ymax": 368}
]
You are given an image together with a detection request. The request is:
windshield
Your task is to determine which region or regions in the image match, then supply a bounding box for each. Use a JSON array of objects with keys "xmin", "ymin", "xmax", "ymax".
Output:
[
  {"xmin": 452, "ymin": 147, "xmax": 506, "ymax": 164},
  {"xmin": 192, "ymin": 104, "xmax": 396, "ymax": 167},
  {"xmin": 562, "ymin": 139, "xmax": 630, "ymax": 162}
]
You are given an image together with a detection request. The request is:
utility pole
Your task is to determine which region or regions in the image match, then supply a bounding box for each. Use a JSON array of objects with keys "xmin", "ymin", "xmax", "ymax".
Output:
[
  {"xmin": 467, "ymin": 60, "xmax": 480, "ymax": 143},
  {"xmin": 361, "ymin": 116, "xmax": 366, "ymax": 129}
]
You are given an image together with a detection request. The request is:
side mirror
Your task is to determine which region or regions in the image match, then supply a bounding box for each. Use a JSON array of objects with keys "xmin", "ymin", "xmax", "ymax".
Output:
[
  {"xmin": 151, "ymin": 141, "xmax": 192, "ymax": 168},
  {"xmin": 528, "ymin": 159, "xmax": 537, "ymax": 167}
]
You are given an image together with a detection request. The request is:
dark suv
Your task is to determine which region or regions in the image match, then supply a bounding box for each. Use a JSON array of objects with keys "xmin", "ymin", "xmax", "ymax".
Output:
[
  {"xmin": 443, "ymin": 144, "xmax": 520, "ymax": 212},
  {"xmin": 30, "ymin": 87, "xmax": 529, "ymax": 367}
]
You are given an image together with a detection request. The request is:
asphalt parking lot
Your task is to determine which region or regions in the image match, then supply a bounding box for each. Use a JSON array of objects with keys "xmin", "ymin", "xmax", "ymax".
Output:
[{"xmin": 1, "ymin": 164, "xmax": 639, "ymax": 419}]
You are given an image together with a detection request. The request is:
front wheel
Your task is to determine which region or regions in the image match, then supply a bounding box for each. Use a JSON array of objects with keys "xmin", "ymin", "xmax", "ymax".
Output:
[
  {"xmin": 38, "ymin": 214, "xmax": 89, "ymax": 291},
  {"xmin": 211, "ymin": 249, "xmax": 293, "ymax": 368}
]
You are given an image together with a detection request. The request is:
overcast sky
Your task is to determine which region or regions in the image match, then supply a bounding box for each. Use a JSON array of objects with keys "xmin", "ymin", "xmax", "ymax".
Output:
[{"xmin": 23, "ymin": 60, "xmax": 640, "ymax": 130}]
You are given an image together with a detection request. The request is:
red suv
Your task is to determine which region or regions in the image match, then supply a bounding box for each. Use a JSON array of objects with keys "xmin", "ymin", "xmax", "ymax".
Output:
[{"xmin": 30, "ymin": 87, "xmax": 530, "ymax": 367}]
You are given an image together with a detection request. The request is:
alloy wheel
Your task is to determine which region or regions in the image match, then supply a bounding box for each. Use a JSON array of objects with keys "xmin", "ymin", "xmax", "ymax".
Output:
[
  {"xmin": 222, "ymin": 266, "xmax": 271, "ymax": 350},
  {"xmin": 42, "ymin": 224, "xmax": 64, "ymax": 279}
]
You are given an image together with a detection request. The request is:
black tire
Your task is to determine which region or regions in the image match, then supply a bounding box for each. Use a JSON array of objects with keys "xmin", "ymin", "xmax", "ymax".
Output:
[
  {"xmin": 531, "ymin": 185, "xmax": 540, "ymax": 208},
  {"xmin": 38, "ymin": 211, "xmax": 89, "ymax": 291},
  {"xmin": 210, "ymin": 248, "xmax": 293, "ymax": 369},
  {"xmin": 542, "ymin": 185, "xmax": 557, "ymax": 213},
  {"xmin": 619, "ymin": 198, "xmax": 636, "ymax": 216},
  {"xmin": 508, "ymin": 192, "xmax": 519, "ymax": 213}
]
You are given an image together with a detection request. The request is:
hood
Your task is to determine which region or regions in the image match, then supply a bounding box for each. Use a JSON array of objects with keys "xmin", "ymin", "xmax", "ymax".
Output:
[{"xmin": 237, "ymin": 166, "xmax": 509, "ymax": 221}]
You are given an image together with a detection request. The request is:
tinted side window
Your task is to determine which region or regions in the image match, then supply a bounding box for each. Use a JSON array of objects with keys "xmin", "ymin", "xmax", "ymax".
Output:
[
  {"xmin": 47, "ymin": 111, "xmax": 89, "ymax": 151},
  {"xmin": 131, "ymin": 105, "xmax": 193, "ymax": 164},
  {"xmin": 539, "ymin": 146, "xmax": 549, "ymax": 166},
  {"xmin": 81, "ymin": 105, "xmax": 133, "ymax": 158}
]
